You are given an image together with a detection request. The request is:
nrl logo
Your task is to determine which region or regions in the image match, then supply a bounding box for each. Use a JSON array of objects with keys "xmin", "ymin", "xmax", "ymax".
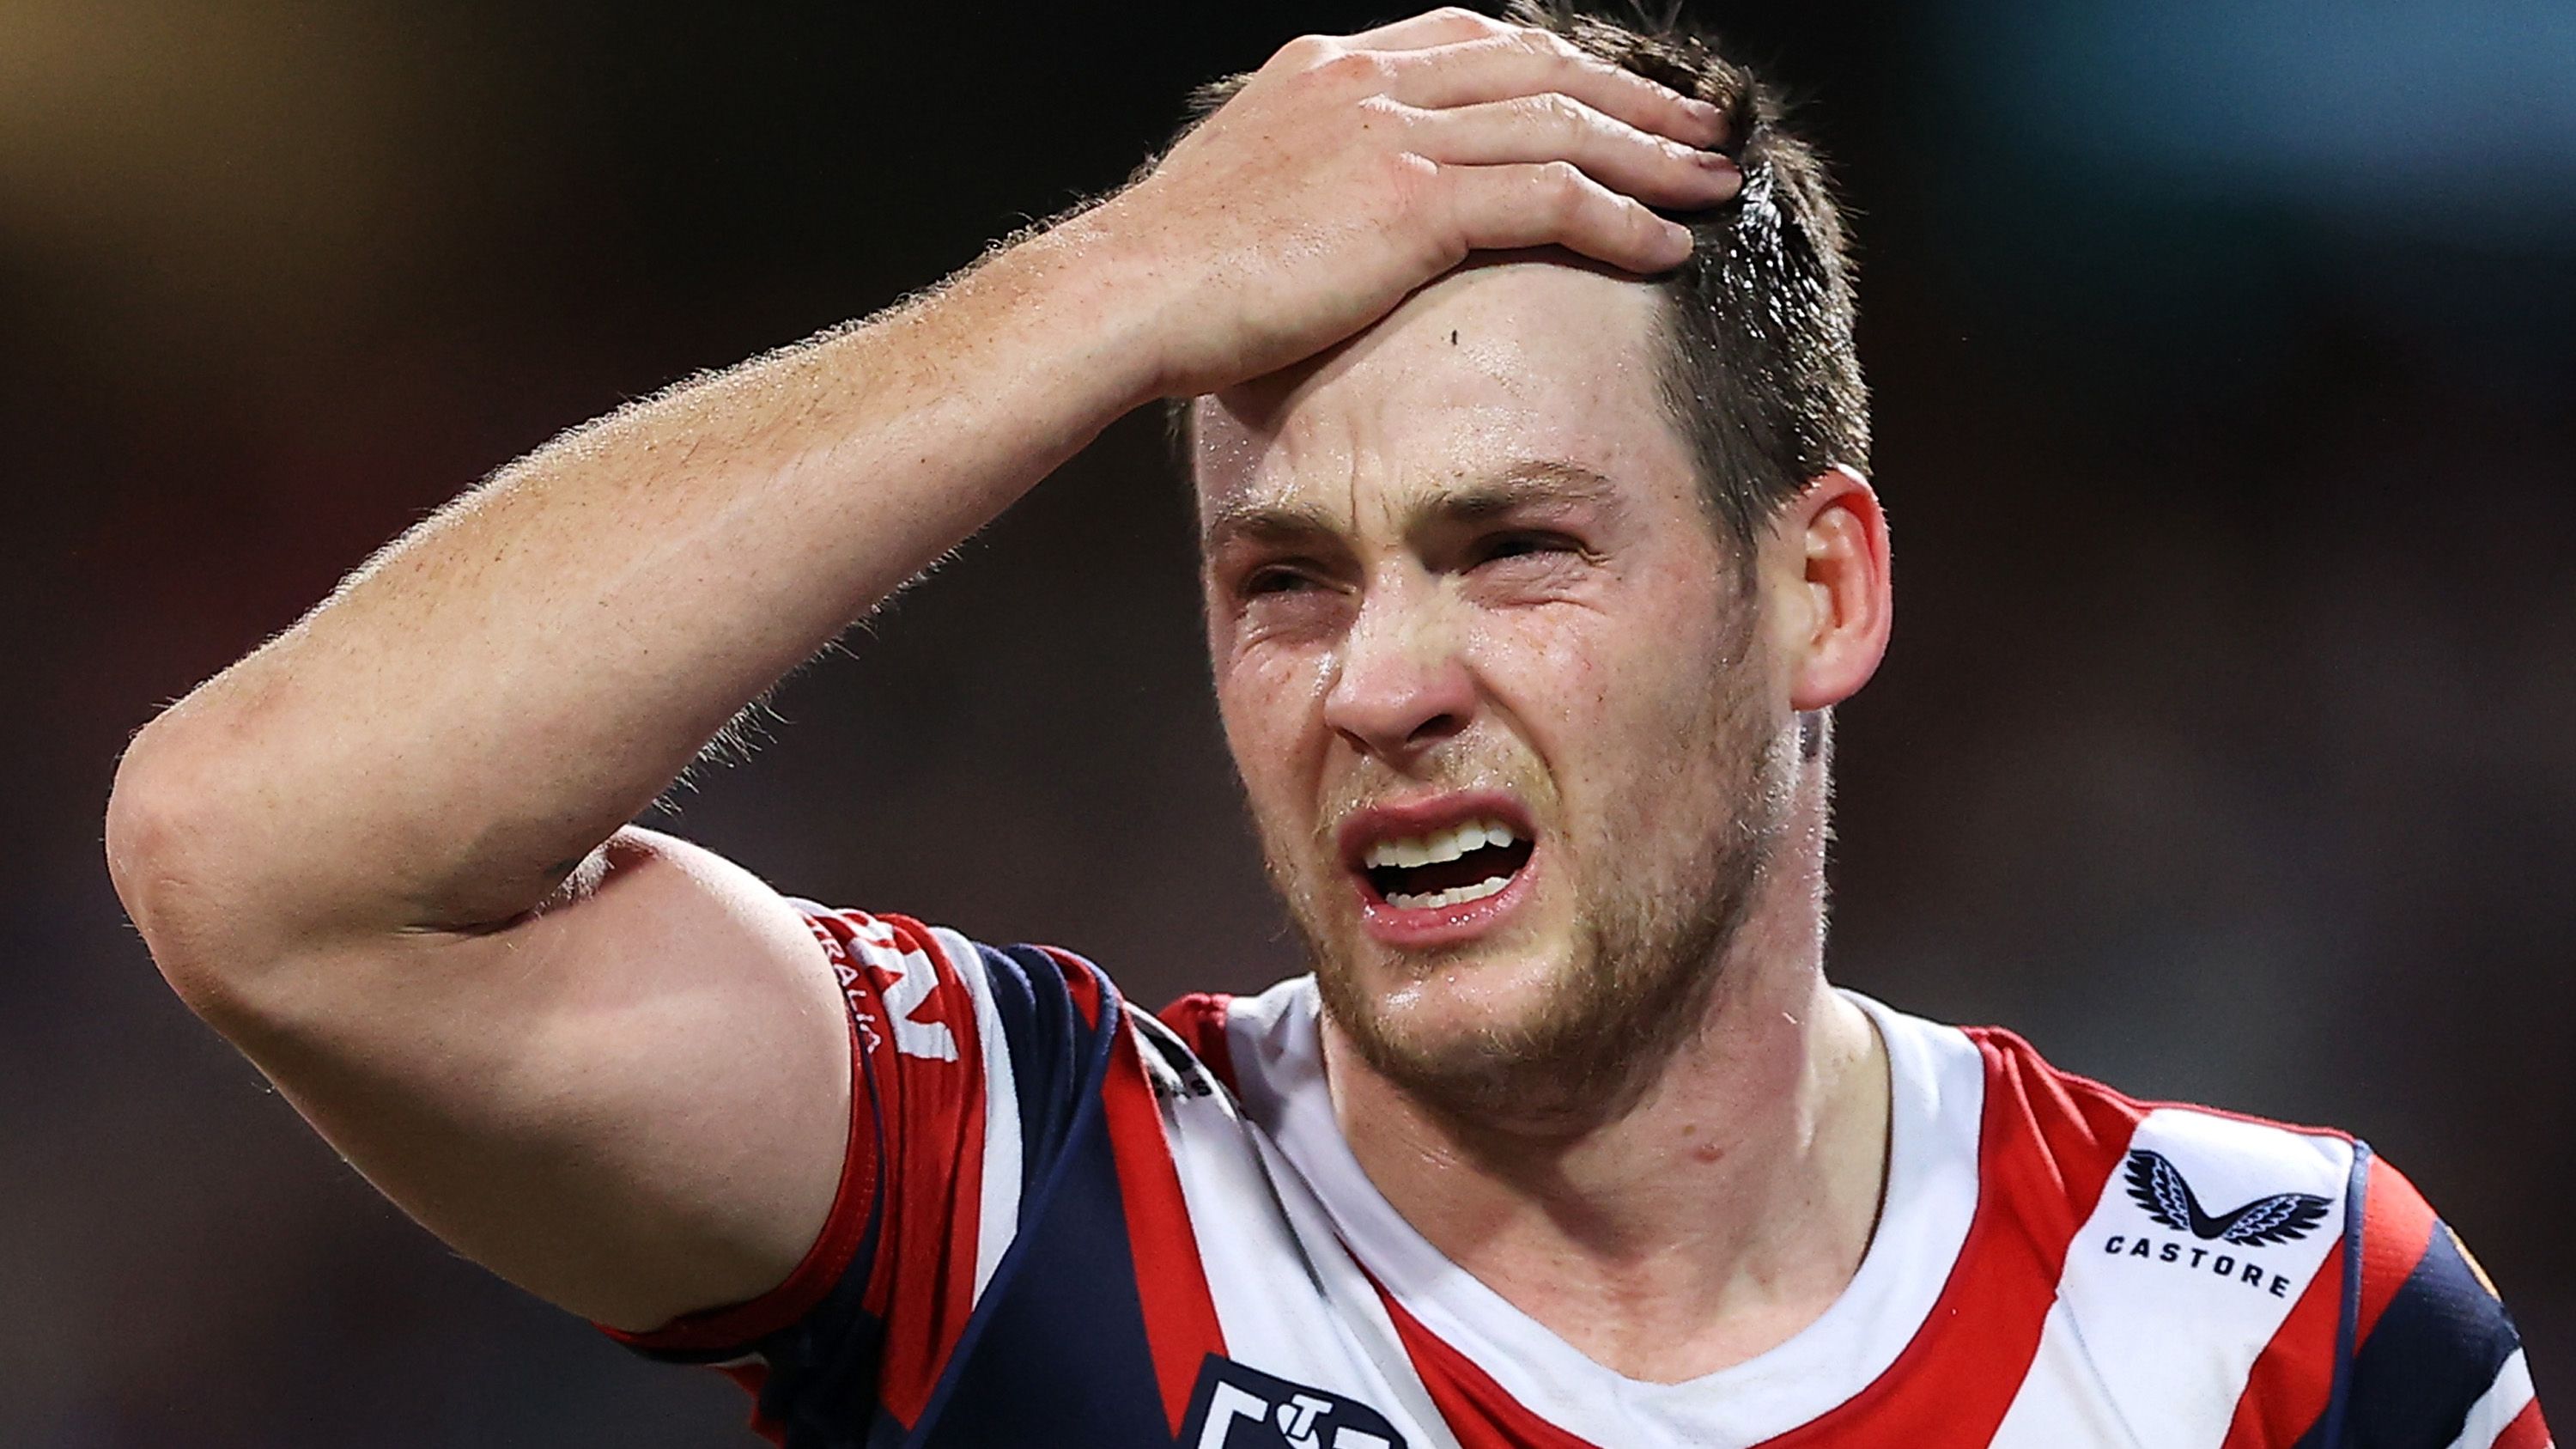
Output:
[
  {"xmin": 2123, "ymin": 1149, "xmax": 2332, "ymax": 1245},
  {"xmin": 1181, "ymin": 1358, "xmax": 1406, "ymax": 1449}
]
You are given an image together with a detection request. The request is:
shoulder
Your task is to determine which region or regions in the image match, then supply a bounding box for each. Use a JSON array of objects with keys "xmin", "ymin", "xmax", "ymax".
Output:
[
  {"xmin": 636, "ymin": 908, "xmax": 1222, "ymax": 1435},
  {"xmin": 1961, "ymin": 1023, "xmax": 2359, "ymax": 1236},
  {"xmin": 1957, "ymin": 1020, "xmax": 2547, "ymax": 1449},
  {"xmin": 2337, "ymin": 1153, "xmax": 2546, "ymax": 1449}
]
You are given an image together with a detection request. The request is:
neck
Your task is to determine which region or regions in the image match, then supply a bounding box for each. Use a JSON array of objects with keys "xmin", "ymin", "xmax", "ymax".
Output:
[{"xmin": 1321, "ymin": 851, "xmax": 1890, "ymax": 1383}]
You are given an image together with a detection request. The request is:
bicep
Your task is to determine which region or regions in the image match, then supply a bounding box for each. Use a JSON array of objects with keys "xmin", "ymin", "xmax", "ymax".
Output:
[{"xmin": 218, "ymin": 826, "xmax": 856, "ymax": 1332}]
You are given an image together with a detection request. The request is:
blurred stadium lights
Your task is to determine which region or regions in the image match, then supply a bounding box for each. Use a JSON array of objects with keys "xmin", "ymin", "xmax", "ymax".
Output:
[
  {"xmin": 1953, "ymin": 0, "xmax": 2576, "ymax": 234},
  {"xmin": 1917, "ymin": 0, "xmax": 2576, "ymax": 405}
]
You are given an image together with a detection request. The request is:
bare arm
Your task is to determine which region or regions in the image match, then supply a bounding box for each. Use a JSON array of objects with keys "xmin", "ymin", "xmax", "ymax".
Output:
[
  {"xmin": 106, "ymin": 239, "xmax": 1147, "ymax": 1328},
  {"xmin": 105, "ymin": 8, "xmax": 1740, "ymax": 1333}
]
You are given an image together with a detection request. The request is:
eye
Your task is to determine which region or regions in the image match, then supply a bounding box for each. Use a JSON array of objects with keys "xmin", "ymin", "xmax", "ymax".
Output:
[
  {"xmin": 1473, "ymin": 531, "xmax": 1583, "ymax": 565},
  {"xmin": 1241, "ymin": 565, "xmax": 1322, "ymax": 598}
]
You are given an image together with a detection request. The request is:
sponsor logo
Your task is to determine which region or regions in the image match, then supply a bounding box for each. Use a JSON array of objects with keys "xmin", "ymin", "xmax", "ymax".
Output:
[
  {"xmin": 1180, "ymin": 1358, "xmax": 1406, "ymax": 1449},
  {"xmin": 846, "ymin": 917, "xmax": 961, "ymax": 1062},
  {"xmin": 2123, "ymin": 1149, "xmax": 2332, "ymax": 1245},
  {"xmin": 2103, "ymin": 1148, "xmax": 2335, "ymax": 1296}
]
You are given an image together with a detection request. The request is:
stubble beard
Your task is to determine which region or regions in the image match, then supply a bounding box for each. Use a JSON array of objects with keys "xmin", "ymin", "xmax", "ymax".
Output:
[{"xmin": 1260, "ymin": 675, "xmax": 1791, "ymax": 1135}]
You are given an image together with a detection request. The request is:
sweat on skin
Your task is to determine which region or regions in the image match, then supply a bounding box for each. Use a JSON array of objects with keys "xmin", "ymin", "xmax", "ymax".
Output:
[{"xmin": 1194, "ymin": 257, "xmax": 1895, "ymax": 1380}]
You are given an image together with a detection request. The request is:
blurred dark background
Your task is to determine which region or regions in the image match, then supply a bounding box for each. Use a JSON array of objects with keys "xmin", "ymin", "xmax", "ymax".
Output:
[{"xmin": 7, "ymin": 0, "xmax": 2570, "ymax": 1442}]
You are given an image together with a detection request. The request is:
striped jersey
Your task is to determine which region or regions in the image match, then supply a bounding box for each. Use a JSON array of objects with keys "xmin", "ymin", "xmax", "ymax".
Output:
[{"xmin": 606, "ymin": 909, "xmax": 2552, "ymax": 1449}]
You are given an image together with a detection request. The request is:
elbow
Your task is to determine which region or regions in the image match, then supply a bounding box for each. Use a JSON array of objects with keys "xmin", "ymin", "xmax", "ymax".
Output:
[{"xmin": 106, "ymin": 715, "xmax": 264, "ymax": 1014}]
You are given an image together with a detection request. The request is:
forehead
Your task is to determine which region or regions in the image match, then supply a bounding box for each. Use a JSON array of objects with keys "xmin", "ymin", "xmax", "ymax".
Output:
[{"xmin": 1190, "ymin": 259, "xmax": 1695, "ymax": 536}]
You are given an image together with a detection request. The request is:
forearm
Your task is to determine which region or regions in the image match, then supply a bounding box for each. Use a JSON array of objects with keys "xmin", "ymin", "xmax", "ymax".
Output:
[
  {"xmin": 111, "ymin": 219, "xmax": 1157, "ymax": 960},
  {"xmin": 109, "ymin": 15, "xmax": 1741, "ymax": 976}
]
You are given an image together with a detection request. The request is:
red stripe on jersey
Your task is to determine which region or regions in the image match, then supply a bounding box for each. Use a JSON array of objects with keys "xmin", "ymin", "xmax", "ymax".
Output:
[
  {"xmin": 2495, "ymin": 1394, "xmax": 2553, "ymax": 1449},
  {"xmin": 857, "ymin": 915, "xmax": 991, "ymax": 1428},
  {"xmin": 598, "ymin": 917, "xmax": 884, "ymax": 1358},
  {"xmin": 1363, "ymin": 1028, "xmax": 2146, "ymax": 1449},
  {"xmin": 1097, "ymin": 1002, "xmax": 1230, "ymax": 1434},
  {"xmin": 1158, "ymin": 992, "xmax": 1240, "ymax": 1094},
  {"xmin": 1041, "ymin": 945, "xmax": 1106, "ymax": 1029},
  {"xmin": 1758, "ymin": 1029, "xmax": 2143, "ymax": 1448},
  {"xmin": 2218, "ymin": 1240, "xmax": 2345, "ymax": 1449},
  {"xmin": 1376, "ymin": 1289, "xmax": 1601, "ymax": 1449},
  {"xmin": 2354, "ymin": 1154, "xmax": 2439, "ymax": 1343}
]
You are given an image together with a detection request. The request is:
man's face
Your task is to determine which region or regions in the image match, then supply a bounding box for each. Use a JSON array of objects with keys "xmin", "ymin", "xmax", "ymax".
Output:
[{"xmin": 1195, "ymin": 260, "xmax": 1803, "ymax": 1123}]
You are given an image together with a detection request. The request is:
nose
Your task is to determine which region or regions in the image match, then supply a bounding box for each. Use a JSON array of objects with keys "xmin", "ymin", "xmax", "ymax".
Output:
[{"xmin": 1322, "ymin": 580, "xmax": 1476, "ymax": 768}]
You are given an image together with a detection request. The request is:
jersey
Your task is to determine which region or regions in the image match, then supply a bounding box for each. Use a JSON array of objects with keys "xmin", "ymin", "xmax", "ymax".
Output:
[{"xmin": 602, "ymin": 909, "xmax": 2552, "ymax": 1449}]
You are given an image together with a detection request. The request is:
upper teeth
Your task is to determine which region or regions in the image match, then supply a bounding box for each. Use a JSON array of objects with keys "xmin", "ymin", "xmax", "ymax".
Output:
[{"xmin": 1364, "ymin": 819, "xmax": 1520, "ymax": 871}]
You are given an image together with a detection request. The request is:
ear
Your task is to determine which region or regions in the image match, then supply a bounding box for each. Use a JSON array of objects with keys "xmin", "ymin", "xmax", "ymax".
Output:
[{"xmin": 1764, "ymin": 466, "xmax": 1891, "ymax": 711}]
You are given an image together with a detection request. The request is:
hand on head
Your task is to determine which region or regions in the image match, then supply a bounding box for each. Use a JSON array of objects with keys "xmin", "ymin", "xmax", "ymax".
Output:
[{"xmin": 1092, "ymin": 5, "xmax": 1744, "ymax": 399}]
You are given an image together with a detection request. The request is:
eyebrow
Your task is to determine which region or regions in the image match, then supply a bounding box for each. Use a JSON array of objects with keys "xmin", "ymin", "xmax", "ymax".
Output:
[{"xmin": 1200, "ymin": 459, "xmax": 1627, "ymax": 557}]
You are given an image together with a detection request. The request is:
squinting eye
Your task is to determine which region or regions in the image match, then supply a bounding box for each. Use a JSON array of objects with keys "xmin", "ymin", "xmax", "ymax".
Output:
[
  {"xmin": 1242, "ymin": 568, "xmax": 1319, "ymax": 597},
  {"xmin": 1477, "ymin": 532, "xmax": 1580, "ymax": 563}
]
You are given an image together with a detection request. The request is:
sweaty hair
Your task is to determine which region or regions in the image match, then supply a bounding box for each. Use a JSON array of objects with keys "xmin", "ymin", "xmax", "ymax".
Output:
[{"xmin": 1166, "ymin": 0, "xmax": 1868, "ymax": 548}]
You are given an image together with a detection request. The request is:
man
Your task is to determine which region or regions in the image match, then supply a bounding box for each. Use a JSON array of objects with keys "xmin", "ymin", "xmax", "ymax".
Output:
[{"xmin": 103, "ymin": 4, "xmax": 2546, "ymax": 1446}]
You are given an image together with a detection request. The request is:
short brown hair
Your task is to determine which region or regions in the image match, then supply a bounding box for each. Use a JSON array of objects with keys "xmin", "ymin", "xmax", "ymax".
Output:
[
  {"xmin": 1511, "ymin": 0, "xmax": 1868, "ymax": 544},
  {"xmin": 1169, "ymin": 2, "xmax": 1868, "ymax": 547}
]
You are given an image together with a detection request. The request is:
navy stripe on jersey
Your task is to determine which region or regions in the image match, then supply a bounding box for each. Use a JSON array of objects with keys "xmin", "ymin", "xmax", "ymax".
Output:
[
  {"xmin": 904, "ymin": 947, "xmax": 1172, "ymax": 1448},
  {"xmin": 750, "ymin": 1204, "xmax": 890, "ymax": 1449},
  {"xmin": 2337, "ymin": 1222, "xmax": 2524, "ymax": 1449},
  {"xmin": 745, "ymin": 1060, "xmax": 895, "ymax": 1448},
  {"xmin": 2312, "ymin": 1142, "xmax": 2374, "ymax": 1449},
  {"xmin": 980, "ymin": 942, "xmax": 1091, "ymax": 1195}
]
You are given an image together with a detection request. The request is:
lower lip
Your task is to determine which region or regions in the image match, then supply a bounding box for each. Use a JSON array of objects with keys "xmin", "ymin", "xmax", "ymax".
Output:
[{"xmin": 1353, "ymin": 848, "xmax": 1540, "ymax": 949}]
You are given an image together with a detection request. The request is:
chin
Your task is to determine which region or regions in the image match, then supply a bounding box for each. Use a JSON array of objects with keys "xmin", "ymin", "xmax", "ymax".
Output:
[
  {"xmin": 1269, "ymin": 795, "xmax": 1764, "ymax": 1127},
  {"xmin": 1314, "ymin": 932, "xmax": 1644, "ymax": 1128},
  {"xmin": 1334, "ymin": 942, "xmax": 1575, "ymax": 1059},
  {"xmin": 1303, "ymin": 869, "xmax": 1748, "ymax": 1129}
]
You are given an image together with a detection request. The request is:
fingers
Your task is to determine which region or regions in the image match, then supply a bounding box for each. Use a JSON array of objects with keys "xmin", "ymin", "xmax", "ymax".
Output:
[
  {"xmin": 1345, "ymin": 6, "xmax": 1507, "ymax": 53},
  {"xmin": 1409, "ymin": 94, "xmax": 1740, "ymax": 210},
  {"xmin": 1390, "ymin": 31, "xmax": 1727, "ymax": 149},
  {"xmin": 1440, "ymin": 161, "xmax": 1698, "ymax": 275},
  {"xmin": 1248, "ymin": 10, "xmax": 1738, "ymax": 280}
]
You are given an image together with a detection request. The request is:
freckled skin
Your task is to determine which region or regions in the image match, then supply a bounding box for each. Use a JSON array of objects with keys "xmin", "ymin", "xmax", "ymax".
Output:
[{"xmin": 1194, "ymin": 257, "xmax": 1793, "ymax": 1124}]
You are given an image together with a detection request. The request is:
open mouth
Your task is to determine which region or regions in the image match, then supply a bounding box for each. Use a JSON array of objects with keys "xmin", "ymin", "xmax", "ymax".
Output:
[{"xmin": 1358, "ymin": 817, "xmax": 1536, "ymax": 911}]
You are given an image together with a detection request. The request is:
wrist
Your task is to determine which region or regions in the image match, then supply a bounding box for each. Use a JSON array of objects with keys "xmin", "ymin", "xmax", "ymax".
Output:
[
  {"xmin": 933, "ymin": 201, "xmax": 1168, "ymax": 419},
  {"xmin": 1013, "ymin": 193, "xmax": 1191, "ymax": 408}
]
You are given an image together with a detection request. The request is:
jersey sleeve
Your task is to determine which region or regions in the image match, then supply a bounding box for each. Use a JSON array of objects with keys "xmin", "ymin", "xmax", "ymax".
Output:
[
  {"xmin": 2332, "ymin": 1152, "xmax": 2550, "ymax": 1449},
  {"xmin": 597, "ymin": 905, "xmax": 1120, "ymax": 1445}
]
